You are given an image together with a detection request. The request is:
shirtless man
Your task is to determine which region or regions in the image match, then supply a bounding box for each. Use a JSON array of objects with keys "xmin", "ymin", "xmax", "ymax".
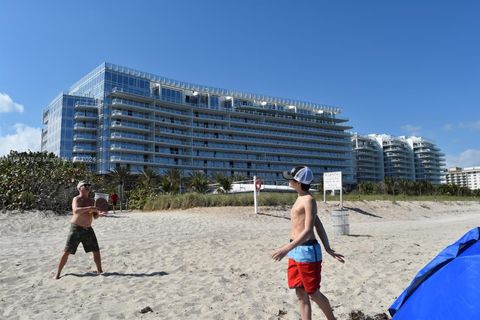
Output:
[
  {"xmin": 55, "ymin": 181, "xmax": 106, "ymax": 279},
  {"xmin": 272, "ymin": 166, "xmax": 344, "ymax": 320}
]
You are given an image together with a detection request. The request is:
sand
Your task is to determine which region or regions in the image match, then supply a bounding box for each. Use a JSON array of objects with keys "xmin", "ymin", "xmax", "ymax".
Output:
[{"xmin": 1, "ymin": 200, "xmax": 479, "ymax": 319}]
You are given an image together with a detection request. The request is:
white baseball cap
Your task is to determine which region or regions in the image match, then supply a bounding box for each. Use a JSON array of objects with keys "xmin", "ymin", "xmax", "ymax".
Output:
[
  {"xmin": 77, "ymin": 181, "xmax": 91, "ymax": 191},
  {"xmin": 282, "ymin": 166, "xmax": 314, "ymax": 185}
]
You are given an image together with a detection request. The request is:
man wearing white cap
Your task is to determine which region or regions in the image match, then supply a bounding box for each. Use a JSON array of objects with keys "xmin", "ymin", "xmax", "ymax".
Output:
[
  {"xmin": 272, "ymin": 166, "xmax": 344, "ymax": 320},
  {"xmin": 54, "ymin": 181, "xmax": 106, "ymax": 279}
]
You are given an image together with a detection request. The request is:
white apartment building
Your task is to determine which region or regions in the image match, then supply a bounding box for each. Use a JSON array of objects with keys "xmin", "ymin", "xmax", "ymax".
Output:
[
  {"xmin": 370, "ymin": 134, "xmax": 416, "ymax": 181},
  {"xmin": 352, "ymin": 134, "xmax": 384, "ymax": 182},
  {"xmin": 352, "ymin": 134, "xmax": 445, "ymax": 184},
  {"xmin": 403, "ymin": 136, "xmax": 445, "ymax": 185},
  {"xmin": 445, "ymin": 167, "xmax": 480, "ymax": 190}
]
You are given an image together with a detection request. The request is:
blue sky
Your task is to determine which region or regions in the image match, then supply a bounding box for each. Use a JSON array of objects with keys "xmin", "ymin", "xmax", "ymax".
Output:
[{"xmin": 1, "ymin": 0, "xmax": 479, "ymax": 167}]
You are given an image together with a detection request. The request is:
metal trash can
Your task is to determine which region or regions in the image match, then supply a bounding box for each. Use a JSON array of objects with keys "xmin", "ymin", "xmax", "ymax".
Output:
[{"xmin": 331, "ymin": 209, "xmax": 349, "ymax": 236}]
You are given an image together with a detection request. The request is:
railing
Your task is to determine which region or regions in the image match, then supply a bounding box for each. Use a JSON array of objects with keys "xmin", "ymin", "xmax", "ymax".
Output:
[
  {"xmin": 112, "ymin": 110, "xmax": 151, "ymax": 120},
  {"xmin": 110, "ymin": 132, "xmax": 151, "ymax": 142},
  {"xmin": 74, "ymin": 134, "xmax": 97, "ymax": 140},
  {"xmin": 111, "ymin": 121, "xmax": 150, "ymax": 131},
  {"xmin": 74, "ymin": 124, "xmax": 97, "ymax": 130}
]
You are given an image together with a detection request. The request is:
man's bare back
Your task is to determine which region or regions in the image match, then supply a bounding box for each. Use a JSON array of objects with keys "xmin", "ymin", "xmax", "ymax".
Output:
[
  {"xmin": 71, "ymin": 195, "xmax": 95, "ymax": 228},
  {"xmin": 290, "ymin": 194, "xmax": 317, "ymax": 242}
]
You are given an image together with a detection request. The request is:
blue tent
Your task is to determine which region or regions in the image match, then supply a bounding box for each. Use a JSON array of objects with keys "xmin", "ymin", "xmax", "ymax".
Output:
[{"xmin": 389, "ymin": 227, "xmax": 480, "ymax": 319}]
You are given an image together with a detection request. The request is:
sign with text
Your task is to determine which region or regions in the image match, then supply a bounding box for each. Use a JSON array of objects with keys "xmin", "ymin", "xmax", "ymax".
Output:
[
  {"xmin": 323, "ymin": 171, "xmax": 342, "ymax": 191},
  {"xmin": 323, "ymin": 171, "xmax": 343, "ymax": 209}
]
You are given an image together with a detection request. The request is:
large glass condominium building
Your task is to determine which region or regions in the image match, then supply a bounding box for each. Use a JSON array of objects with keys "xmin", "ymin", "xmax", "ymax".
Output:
[
  {"xmin": 351, "ymin": 134, "xmax": 384, "ymax": 183},
  {"xmin": 353, "ymin": 134, "xmax": 445, "ymax": 184},
  {"xmin": 41, "ymin": 62, "xmax": 354, "ymax": 184},
  {"xmin": 403, "ymin": 136, "xmax": 445, "ymax": 185},
  {"xmin": 370, "ymin": 134, "xmax": 416, "ymax": 181}
]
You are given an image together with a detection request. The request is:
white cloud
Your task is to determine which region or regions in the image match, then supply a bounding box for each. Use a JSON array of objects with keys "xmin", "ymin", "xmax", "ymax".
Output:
[
  {"xmin": 401, "ymin": 124, "xmax": 422, "ymax": 136},
  {"xmin": 0, "ymin": 93, "xmax": 24, "ymax": 113},
  {"xmin": 0, "ymin": 124, "xmax": 42, "ymax": 156},
  {"xmin": 445, "ymin": 149, "xmax": 480, "ymax": 168},
  {"xmin": 442, "ymin": 123, "xmax": 453, "ymax": 131},
  {"xmin": 459, "ymin": 121, "xmax": 480, "ymax": 132}
]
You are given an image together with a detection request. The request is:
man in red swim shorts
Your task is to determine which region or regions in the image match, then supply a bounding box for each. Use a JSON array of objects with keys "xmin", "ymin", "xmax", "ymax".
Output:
[{"xmin": 272, "ymin": 166, "xmax": 344, "ymax": 320}]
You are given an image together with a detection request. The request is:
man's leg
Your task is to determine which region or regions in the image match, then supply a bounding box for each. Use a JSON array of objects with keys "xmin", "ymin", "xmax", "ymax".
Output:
[
  {"xmin": 55, "ymin": 252, "xmax": 70, "ymax": 279},
  {"xmin": 296, "ymin": 288, "xmax": 312, "ymax": 320},
  {"xmin": 92, "ymin": 250, "xmax": 103, "ymax": 274},
  {"xmin": 309, "ymin": 290, "xmax": 336, "ymax": 320}
]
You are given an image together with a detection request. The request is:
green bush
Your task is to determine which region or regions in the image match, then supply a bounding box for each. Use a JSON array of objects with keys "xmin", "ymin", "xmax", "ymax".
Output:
[{"xmin": 0, "ymin": 151, "xmax": 93, "ymax": 213}]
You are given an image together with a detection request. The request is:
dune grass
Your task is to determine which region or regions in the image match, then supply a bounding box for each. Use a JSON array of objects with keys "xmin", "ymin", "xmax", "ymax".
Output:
[
  {"xmin": 143, "ymin": 192, "xmax": 297, "ymax": 211},
  {"xmin": 142, "ymin": 192, "xmax": 479, "ymax": 211}
]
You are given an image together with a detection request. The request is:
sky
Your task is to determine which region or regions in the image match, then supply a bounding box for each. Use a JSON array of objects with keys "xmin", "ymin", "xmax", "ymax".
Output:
[{"xmin": 0, "ymin": 0, "xmax": 479, "ymax": 168}]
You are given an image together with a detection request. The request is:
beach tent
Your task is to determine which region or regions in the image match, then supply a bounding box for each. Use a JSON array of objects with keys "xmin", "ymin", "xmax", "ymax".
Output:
[{"xmin": 389, "ymin": 227, "xmax": 480, "ymax": 319}]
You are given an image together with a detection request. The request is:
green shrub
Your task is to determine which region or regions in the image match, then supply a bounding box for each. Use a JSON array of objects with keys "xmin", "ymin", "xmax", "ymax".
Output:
[{"xmin": 0, "ymin": 151, "xmax": 93, "ymax": 213}]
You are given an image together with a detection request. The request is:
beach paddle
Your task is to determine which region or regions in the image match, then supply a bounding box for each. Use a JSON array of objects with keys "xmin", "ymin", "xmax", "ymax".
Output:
[{"xmin": 94, "ymin": 198, "xmax": 109, "ymax": 218}]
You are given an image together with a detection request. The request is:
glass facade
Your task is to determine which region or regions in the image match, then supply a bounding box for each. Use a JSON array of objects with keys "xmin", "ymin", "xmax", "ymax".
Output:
[
  {"xmin": 352, "ymin": 134, "xmax": 384, "ymax": 183},
  {"xmin": 41, "ymin": 62, "xmax": 354, "ymax": 184}
]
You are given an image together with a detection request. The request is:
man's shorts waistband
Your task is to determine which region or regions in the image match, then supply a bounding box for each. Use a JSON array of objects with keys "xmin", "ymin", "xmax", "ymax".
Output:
[
  {"xmin": 290, "ymin": 239, "xmax": 318, "ymax": 246},
  {"xmin": 71, "ymin": 223, "xmax": 92, "ymax": 230}
]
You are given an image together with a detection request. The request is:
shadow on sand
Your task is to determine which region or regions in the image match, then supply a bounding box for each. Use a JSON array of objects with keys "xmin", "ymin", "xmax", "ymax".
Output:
[
  {"xmin": 257, "ymin": 212, "xmax": 291, "ymax": 220},
  {"xmin": 344, "ymin": 206, "xmax": 383, "ymax": 219},
  {"xmin": 102, "ymin": 214, "xmax": 128, "ymax": 219},
  {"xmin": 64, "ymin": 271, "xmax": 168, "ymax": 278},
  {"xmin": 347, "ymin": 234, "xmax": 373, "ymax": 238}
]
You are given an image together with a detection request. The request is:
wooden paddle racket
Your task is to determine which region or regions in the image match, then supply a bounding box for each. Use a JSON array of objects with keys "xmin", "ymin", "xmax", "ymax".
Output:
[{"xmin": 94, "ymin": 198, "xmax": 109, "ymax": 218}]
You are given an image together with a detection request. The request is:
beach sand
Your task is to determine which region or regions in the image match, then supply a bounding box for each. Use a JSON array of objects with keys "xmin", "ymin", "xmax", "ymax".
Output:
[{"xmin": 1, "ymin": 201, "xmax": 479, "ymax": 319}]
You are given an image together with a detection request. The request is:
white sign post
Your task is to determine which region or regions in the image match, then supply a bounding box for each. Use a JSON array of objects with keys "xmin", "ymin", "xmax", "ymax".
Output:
[
  {"xmin": 253, "ymin": 176, "xmax": 258, "ymax": 214},
  {"xmin": 323, "ymin": 171, "xmax": 343, "ymax": 209}
]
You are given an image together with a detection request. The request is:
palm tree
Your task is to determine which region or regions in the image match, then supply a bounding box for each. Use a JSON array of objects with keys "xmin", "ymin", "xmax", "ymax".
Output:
[
  {"xmin": 140, "ymin": 167, "xmax": 159, "ymax": 191},
  {"xmin": 160, "ymin": 168, "xmax": 181, "ymax": 194},
  {"xmin": 398, "ymin": 179, "xmax": 410, "ymax": 196},
  {"xmin": 188, "ymin": 171, "xmax": 209, "ymax": 193},
  {"xmin": 214, "ymin": 173, "xmax": 232, "ymax": 193}
]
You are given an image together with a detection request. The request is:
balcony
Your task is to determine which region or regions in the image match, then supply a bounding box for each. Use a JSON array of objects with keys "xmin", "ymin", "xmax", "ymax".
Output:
[
  {"xmin": 110, "ymin": 132, "xmax": 151, "ymax": 143},
  {"xmin": 111, "ymin": 121, "xmax": 150, "ymax": 133},
  {"xmin": 74, "ymin": 124, "xmax": 97, "ymax": 132},
  {"xmin": 73, "ymin": 134, "xmax": 97, "ymax": 142},
  {"xmin": 73, "ymin": 156, "xmax": 96, "ymax": 163},
  {"xmin": 73, "ymin": 146, "xmax": 96, "ymax": 153},
  {"xmin": 110, "ymin": 145, "xmax": 153, "ymax": 154},
  {"xmin": 75, "ymin": 103, "xmax": 98, "ymax": 111},
  {"xmin": 110, "ymin": 156, "xmax": 153, "ymax": 165},
  {"xmin": 74, "ymin": 112, "xmax": 97, "ymax": 121},
  {"xmin": 111, "ymin": 110, "xmax": 151, "ymax": 122}
]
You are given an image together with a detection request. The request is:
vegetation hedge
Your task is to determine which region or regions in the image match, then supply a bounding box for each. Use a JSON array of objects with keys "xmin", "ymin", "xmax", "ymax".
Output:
[{"xmin": 0, "ymin": 151, "xmax": 94, "ymax": 213}]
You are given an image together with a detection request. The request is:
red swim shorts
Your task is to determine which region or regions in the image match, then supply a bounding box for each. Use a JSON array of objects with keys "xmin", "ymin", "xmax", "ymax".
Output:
[{"xmin": 287, "ymin": 258, "xmax": 322, "ymax": 294}]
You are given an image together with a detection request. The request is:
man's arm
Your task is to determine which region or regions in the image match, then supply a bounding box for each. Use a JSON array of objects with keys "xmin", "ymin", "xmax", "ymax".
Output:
[
  {"xmin": 72, "ymin": 197, "xmax": 97, "ymax": 215},
  {"xmin": 272, "ymin": 197, "xmax": 316, "ymax": 261},
  {"xmin": 315, "ymin": 216, "xmax": 345, "ymax": 263}
]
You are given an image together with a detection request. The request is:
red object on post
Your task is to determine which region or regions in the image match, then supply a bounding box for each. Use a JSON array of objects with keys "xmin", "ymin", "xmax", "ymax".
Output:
[{"xmin": 255, "ymin": 178, "xmax": 262, "ymax": 192}]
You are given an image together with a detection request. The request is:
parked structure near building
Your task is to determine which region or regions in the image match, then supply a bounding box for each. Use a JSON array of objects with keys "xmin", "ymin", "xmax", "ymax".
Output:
[
  {"xmin": 41, "ymin": 62, "xmax": 354, "ymax": 184},
  {"xmin": 445, "ymin": 167, "xmax": 480, "ymax": 190}
]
